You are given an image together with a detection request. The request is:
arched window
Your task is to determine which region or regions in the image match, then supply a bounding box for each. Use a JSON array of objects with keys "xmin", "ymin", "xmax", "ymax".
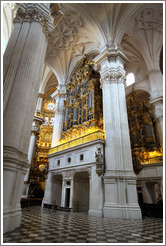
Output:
[{"xmin": 126, "ymin": 73, "xmax": 135, "ymax": 86}]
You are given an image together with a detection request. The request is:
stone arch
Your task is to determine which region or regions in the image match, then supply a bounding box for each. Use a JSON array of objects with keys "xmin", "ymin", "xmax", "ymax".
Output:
[
  {"xmin": 73, "ymin": 171, "xmax": 90, "ymax": 212},
  {"xmin": 52, "ymin": 174, "xmax": 63, "ymax": 207},
  {"xmin": 145, "ymin": 181, "xmax": 162, "ymax": 204}
]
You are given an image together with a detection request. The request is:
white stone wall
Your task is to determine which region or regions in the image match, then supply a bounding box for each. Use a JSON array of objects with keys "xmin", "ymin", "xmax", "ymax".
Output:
[
  {"xmin": 43, "ymin": 140, "xmax": 104, "ymax": 216},
  {"xmin": 48, "ymin": 140, "xmax": 104, "ymax": 170},
  {"xmin": 137, "ymin": 163, "xmax": 163, "ymax": 204}
]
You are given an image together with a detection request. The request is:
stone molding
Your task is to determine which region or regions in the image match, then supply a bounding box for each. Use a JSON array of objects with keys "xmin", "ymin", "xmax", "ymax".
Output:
[
  {"xmin": 48, "ymin": 11, "xmax": 82, "ymax": 50},
  {"xmin": 31, "ymin": 115, "xmax": 44, "ymax": 135},
  {"xmin": 94, "ymin": 45, "xmax": 128, "ymax": 87},
  {"xmin": 100, "ymin": 69, "xmax": 126, "ymax": 86},
  {"xmin": 134, "ymin": 6, "xmax": 162, "ymax": 33},
  {"xmin": 48, "ymin": 139, "xmax": 105, "ymax": 158},
  {"xmin": 3, "ymin": 146, "xmax": 29, "ymax": 173},
  {"xmin": 51, "ymin": 85, "xmax": 66, "ymax": 114},
  {"xmin": 13, "ymin": 3, "xmax": 53, "ymax": 39}
]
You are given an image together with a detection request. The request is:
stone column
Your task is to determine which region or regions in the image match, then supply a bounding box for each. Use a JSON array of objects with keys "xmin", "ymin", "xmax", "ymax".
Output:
[
  {"xmin": 61, "ymin": 179, "xmax": 66, "ymax": 207},
  {"xmin": 36, "ymin": 93, "xmax": 44, "ymax": 114},
  {"xmin": 69, "ymin": 178, "xmax": 74, "ymax": 209},
  {"xmin": 24, "ymin": 116, "xmax": 44, "ymax": 183},
  {"xmin": 150, "ymin": 97, "xmax": 163, "ymax": 147},
  {"xmin": 51, "ymin": 85, "xmax": 66, "ymax": 148},
  {"xmin": 3, "ymin": 3, "xmax": 52, "ymax": 233},
  {"xmin": 94, "ymin": 45, "xmax": 142, "ymax": 219},
  {"xmin": 42, "ymin": 172, "xmax": 53, "ymax": 206}
]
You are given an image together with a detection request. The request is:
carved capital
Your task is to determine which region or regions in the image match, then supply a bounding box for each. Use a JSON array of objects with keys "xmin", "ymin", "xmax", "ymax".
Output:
[
  {"xmin": 100, "ymin": 69, "xmax": 126, "ymax": 87},
  {"xmin": 13, "ymin": 3, "xmax": 53, "ymax": 39},
  {"xmin": 51, "ymin": 85, "xmax": 66, "ymax": 114}
]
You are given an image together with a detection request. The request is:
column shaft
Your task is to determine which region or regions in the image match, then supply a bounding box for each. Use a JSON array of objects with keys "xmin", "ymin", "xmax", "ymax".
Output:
[
  {"xmin": 24, "ymin": 133, "xmax": 36, "ymax": 182},
  {"xmin": 94, "ymin": 46, "xmax": 142, "ymax": 219},
  {"xmin": 3, "ymin": 3, "xmax": 51, "ymax": 233}
]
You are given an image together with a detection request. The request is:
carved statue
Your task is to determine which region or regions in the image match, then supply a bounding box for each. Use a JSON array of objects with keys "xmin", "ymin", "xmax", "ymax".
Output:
[{"xmin": 95, "ymin": 147, "xmax": 104, "ymax": 176}]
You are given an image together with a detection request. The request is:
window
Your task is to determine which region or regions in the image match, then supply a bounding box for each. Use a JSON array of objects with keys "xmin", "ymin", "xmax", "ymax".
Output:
[
  {"xmin": 57, "ymin": 160, "xmax": 60, "ymax": 166},
  {"xmin": 126, "ymin": 73, "xmax": 135, "ymax": 87},
  {"xmin": 80, "ymin": 154, "xmax": 84, "ymax": 161},
  {"xmin": 47, "ymin": 102, "xmax": 55, "ymax": 110}
]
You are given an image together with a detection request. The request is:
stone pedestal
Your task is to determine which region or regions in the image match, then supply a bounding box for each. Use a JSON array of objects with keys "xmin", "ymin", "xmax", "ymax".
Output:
[
  {"xmin": 3, "ymin": 3, "xmax": 51, "ymax": 233},
  {"xmin": 89, "ymin": 166, "xmax": 104, "ymax": 217},
  {"xmin": 94, "ymin": 45, "xmax": 142, "ymax": 219}
]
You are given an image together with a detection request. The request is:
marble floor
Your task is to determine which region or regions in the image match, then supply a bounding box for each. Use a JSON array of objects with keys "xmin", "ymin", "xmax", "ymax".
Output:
[{"xmin": 3, "ymin": 206, "xmax": 163, "ymax": 244}]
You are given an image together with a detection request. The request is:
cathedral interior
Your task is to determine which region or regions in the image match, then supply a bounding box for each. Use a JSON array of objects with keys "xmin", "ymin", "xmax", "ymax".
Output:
[{"xmin": 3, "ymin": 2, "xmax": 163, "ymax": 244}]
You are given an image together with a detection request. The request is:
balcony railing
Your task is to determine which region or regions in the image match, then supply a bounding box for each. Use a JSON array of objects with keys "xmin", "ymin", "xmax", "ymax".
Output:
[{"xmin": 48, "ymin": 130, "xmax": 104, "ymax": 155}]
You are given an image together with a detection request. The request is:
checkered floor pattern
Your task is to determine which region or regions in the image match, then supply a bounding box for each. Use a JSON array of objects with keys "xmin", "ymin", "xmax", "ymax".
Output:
[{"xmin": 3, "ymin": 206, "xmax": 163, "ymax": 244}]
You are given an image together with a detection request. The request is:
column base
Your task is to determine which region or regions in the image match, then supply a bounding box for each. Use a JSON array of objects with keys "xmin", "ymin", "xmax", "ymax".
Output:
[
  {"xmin": 103, "ymin": 204, "xmax": 142, "ymax": 219},
  {"xmin": 89, "ymin": 209, "xmax": 103, "ymax": 217},
  {"xmin": 3, "ymin": 208, "xmax": 22, "ymax": 234}
]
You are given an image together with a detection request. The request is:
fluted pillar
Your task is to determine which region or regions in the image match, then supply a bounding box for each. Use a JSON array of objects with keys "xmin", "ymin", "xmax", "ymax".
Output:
[
  {"xmin": 3, "ymin": 3, "xmax": 52, "ymax": 233},
  {"xmin": 94, "ymin": 45, "xmax": 142, "ymax": 219},
  {"xmin": 51, "ymin": 85, "xmax": 66, "ymax": 148}
]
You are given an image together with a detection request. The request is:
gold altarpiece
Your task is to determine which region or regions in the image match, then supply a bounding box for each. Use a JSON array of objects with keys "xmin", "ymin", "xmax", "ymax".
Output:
[
  {"xmin": 49, "ymin": 57, "xmax": 104, "ymax": 154},
  {"xmin": 126, "ymin": 91, "xmax": 163, "ymax": 174},
  {"xmin": 61, "ymin": 57, "xmax": 103, "ymax": 141}
]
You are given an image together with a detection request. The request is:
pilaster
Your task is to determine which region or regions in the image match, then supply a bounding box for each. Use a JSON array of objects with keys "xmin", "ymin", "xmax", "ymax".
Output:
[{"xmin": 94, "ymin": 45, "xmax": 142, "ymax": 219}]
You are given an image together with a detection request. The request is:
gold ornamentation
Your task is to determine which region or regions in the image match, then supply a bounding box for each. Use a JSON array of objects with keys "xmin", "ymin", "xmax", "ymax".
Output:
[
  {"xmin": 127, "ymin": 91, "xmax": 163, "ymax": 169},
  {"xmin": 60, "ymin": 57, "xmax": 103, "ymax": 144}
]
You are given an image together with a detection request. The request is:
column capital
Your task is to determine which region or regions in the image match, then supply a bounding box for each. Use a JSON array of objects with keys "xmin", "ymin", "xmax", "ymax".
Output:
[
  {"xmin": 13, "ymin": 3, "xmax": 54, "ymax": 39},
  {"xmin": 31, "ymin": 115, "xmax": 44, "ymax": 135},
  {"xmin": 94, "ymin": 45, "xmax": 128, "ymax": 68},
  {"xmin": 94, "ymin": 45, "xmax": 128, "ymax": 87},
  {"xmin": 51, "ymin": 84, "xmax": 66, "ymax": 101},
  {"xmin": 51, "ymin": 85, "xmax": 66, "ymax": 114},
  {"xmin": 100, "ymin": 70, "xmax": 126, "ymax": 87}
]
